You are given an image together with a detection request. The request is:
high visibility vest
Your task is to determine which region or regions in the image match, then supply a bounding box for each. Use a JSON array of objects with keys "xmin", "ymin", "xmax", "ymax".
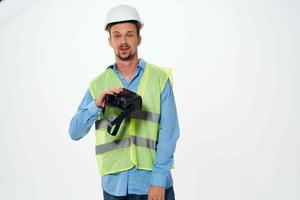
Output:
[{"xmin": 89, "ymin": 63, "xmax": 173, "ymax": 176}]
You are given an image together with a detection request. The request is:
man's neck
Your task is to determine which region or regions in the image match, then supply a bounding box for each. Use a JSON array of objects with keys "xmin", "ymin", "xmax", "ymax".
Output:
[{"xmin": 115, "ymin": 56, "xmax": 140, "ymax": 79}]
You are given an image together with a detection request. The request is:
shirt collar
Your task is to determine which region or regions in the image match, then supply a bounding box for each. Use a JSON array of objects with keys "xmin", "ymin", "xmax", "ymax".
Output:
[{"xmin": 107, "ymin": 58, "xmax": 146, "ymax": 70}]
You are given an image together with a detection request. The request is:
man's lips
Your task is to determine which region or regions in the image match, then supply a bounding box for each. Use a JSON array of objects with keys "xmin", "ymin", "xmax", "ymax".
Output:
[{"xmin": 119, "ymin": 47, "xmax": 130, "ymax": 51}]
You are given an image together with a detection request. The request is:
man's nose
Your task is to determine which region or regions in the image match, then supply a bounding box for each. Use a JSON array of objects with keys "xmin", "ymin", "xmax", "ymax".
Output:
[{"xmin": 120, "ymin": 35, "xmax": 128, "ymax": 43}]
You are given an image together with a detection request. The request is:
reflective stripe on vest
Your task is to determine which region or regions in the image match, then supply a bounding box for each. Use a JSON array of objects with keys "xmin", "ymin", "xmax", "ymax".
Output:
[
  {"xmin": 95, "ymin": 110, "xmax": 160, "ymax": 129},
  {"xmin": 95, "ymin": 135, "xmax": 157, "ymax": 154},
  {"xmin": 132, "ymin": 111, "xmax": 160, "ymax": 122}
]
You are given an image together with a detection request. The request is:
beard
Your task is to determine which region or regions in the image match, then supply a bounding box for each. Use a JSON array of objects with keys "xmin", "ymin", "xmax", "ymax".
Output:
[
  {"xmin": 115, "ymin": 44, "xmax": 135, "ymax": 61},
  {"xmin": 116, "ymin": 52, "xmax": 134, "ymax": 61}
]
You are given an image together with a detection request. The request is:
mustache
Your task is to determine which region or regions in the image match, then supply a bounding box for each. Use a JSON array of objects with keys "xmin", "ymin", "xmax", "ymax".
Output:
[{"xmin": 119, "ymin": 44, "xmax": 131, "ymax": 48}]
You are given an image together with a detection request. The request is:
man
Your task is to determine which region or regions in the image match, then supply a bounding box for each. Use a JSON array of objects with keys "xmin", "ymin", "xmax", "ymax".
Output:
[{"xmin": 69, "ymin": 4, "xmax": 180, "ymax": 200}]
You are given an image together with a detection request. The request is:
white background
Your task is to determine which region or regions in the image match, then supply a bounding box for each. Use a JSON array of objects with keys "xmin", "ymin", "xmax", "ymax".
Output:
[{"xmin": 0, "ymin": 0, "xmax": 299, "ymax": 199}]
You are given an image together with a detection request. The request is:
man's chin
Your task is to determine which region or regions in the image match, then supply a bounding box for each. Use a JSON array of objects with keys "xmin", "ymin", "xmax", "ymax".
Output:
[{"xmin": 117, "ymin": 54, "xmax": 133, "ymax": 61}]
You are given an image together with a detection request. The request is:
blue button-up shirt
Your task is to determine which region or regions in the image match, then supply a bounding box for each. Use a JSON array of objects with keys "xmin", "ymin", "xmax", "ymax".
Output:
[{"xmin": 69, "ymin": 59, "xmax": 180, "ymax": 196}]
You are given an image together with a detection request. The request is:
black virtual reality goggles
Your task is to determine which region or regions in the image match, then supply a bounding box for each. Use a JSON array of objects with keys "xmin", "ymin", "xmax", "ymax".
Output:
[{"xmin": 103, "ymin": 88, "xmax": 142, "ymax": 136}]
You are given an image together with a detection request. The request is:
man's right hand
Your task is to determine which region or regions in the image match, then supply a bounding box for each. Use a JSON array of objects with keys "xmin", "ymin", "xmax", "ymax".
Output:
[{"xmin": 95, "ymin": 87, "xmax": 123, "ymax": 108}]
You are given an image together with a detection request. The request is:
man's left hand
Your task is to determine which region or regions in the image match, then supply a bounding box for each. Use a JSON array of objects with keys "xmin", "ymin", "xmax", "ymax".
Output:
[{"xmin": 148, "ymin": 185, "xmax": 165, "ymax": 200}]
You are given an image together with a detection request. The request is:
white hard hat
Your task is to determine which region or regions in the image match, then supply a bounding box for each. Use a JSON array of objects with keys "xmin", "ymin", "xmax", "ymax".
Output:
[{"xmin": 104, "ymin": 4, "xmax": 143, "ymax": 31}]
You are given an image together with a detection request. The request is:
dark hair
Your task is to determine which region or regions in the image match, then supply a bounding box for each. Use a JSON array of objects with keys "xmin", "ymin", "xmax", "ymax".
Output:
[{"xmin": 106, "ymin": 20, "xmax": 141, "ymax": 36}]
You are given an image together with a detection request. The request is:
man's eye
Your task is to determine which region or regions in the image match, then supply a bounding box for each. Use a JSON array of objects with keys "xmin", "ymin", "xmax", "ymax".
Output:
[{"xmin": 114, "ymin": 35, "xmax": 121, "ymax": 38}]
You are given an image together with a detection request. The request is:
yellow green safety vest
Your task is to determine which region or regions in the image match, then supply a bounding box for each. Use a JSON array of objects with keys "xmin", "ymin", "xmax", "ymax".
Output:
[{"xmin": 89, "ymin": 63, "xmax": 173, "ymax": 176}]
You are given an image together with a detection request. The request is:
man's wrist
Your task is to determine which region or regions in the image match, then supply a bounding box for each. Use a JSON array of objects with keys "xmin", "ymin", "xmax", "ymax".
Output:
[
  {"xmin": 88, "ymin": 100, "xmax": 102, "ymax": 114},
  {"xmin": 149, "ymin": 171, "xmax": 168, "ymax": 188}
]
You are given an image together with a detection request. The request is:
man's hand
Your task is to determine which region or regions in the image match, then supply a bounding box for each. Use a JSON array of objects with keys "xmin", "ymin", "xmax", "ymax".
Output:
[
  {"xmin": 95, "ymin": 87, "xmax": 123, "ymax": 108},
  {"xmin": 148, "ymin": 185, "xmax": 165, "ymax": 200}
]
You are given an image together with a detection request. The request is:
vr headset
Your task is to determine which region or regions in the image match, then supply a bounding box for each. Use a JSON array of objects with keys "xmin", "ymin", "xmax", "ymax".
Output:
[{"xmin": 103, "ymin": 88, "xmax": 142, "ymax": 136}]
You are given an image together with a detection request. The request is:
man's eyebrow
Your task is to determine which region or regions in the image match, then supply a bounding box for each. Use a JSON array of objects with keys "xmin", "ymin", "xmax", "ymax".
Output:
[{"xmin": 111, "ymin": 30, "xmax": 136, "ymax": 34}]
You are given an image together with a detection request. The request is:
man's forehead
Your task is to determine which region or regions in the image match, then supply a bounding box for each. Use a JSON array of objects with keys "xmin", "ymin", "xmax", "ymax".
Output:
[
  {"xmin": 112, "ymin": 30, "xmax": 135, "ymax": 33},
  {"xmin": 110, "ymin": 23, "xmax": 137, "ymax": 32}
]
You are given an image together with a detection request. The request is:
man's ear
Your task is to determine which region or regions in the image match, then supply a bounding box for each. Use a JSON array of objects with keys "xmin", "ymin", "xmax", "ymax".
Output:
[
  {"xmin": 138, "ymin": 36, "xmax": 142, "ymax": 46},
  {"xmin": 108, "ymin": 36, "xmax": 112, "ymax": 47}
]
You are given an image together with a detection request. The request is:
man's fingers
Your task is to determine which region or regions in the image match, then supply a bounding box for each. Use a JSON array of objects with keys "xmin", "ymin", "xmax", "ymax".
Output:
[
  {"xmin": 95, "ymin": 87, "xmax": 123, "ymax": 108},
  {"xmin": 104, "ymin": 87, "xmax": 122, "ymax": 95},
  {"xmin": 110, "ymin": 87, "xmax": 123, "ymax": 93},
  {"xmin": 103, "ymin": 87, "xmax": 123, "ymax": 95},
  {"xmin": 148, "ymin": 197, "xmax": 163, "ymax": 200},
  {"xmin": 147, "ymin": 186, "xmax": 165, "ymax": 200}
]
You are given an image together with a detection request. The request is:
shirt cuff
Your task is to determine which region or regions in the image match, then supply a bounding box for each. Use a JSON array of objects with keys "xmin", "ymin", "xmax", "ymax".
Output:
[
  {"xmin": 87, "ymin": 100, "xmax": 102, "ymax": 115},
  {"xmin": 149, "ymin": 171, "xmax": 169, "ymax": 188}
]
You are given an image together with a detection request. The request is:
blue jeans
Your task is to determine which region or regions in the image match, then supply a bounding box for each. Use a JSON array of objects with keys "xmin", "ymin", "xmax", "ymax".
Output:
[{"xmin": 103, "ymin": 186, "xmax": 175, "ymax": 200}]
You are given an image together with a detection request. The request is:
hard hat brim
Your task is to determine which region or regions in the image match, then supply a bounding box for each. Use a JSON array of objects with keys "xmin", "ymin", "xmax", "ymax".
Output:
[{"xmin": 104, "ymin": 20, "xmax": 143, "ymax": 31}]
